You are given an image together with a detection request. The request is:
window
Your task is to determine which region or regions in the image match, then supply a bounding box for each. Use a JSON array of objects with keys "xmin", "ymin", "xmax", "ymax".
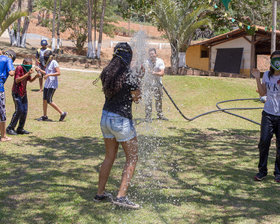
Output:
[{"xmin": 201, "ymin": 49, "xmax": 209, "ymax": 58}]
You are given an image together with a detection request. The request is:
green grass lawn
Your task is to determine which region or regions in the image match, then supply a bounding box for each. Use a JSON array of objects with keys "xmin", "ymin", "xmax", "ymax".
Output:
[{"xmin": 1, "ymin": 71, "xmax": 279, "ymax": 224}]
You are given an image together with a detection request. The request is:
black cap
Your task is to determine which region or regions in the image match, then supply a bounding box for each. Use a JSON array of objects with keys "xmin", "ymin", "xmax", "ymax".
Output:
[{"xmin": 5, "ymin": 50, "xmax": 16, "ymax": 62}]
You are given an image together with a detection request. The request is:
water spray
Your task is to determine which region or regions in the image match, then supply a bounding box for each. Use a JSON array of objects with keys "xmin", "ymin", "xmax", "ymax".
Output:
[{"xmin": 92, "ymin": 31, "xmax": 264, "ymax": 125}]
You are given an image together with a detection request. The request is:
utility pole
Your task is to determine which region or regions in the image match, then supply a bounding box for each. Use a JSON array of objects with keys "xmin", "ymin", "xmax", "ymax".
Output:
[{"xmin": 271, "ymin": 0, "xmax": 277, "ymax": 53}]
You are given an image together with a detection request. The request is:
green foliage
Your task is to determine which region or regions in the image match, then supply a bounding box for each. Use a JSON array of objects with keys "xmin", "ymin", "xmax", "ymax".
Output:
[
  {"xmin": 115, "ymin": 0, "xmax": 155, "ymax": 23},
  {"xmin": 0, "ymin": 0, "xmax": 27, "ymax": 36},
  {"xmin": 35, "ymin": 0, "xmax": 120, "ymax": 51},
  {"xmin": 208, "ymin": 0, "xmax": 274, "ymax": 34},
  {"xmin": 152, "ymin": 0, "xmax": 212, "ymax": 73}
]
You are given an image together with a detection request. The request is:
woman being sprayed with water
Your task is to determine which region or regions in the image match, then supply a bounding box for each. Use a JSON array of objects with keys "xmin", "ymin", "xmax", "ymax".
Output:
[
  {"xmin": 252, "ymin": 50, "xmax": 280, "ymax": 183},
  {"xmin": 94, "ymin": 42, "xmax": 141, "ymax": 209}
]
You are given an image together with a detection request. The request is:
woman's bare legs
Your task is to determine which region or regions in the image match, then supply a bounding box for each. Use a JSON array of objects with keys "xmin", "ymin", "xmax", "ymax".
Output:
[
  {"xmin": 49, "ymin": 102, "xmax": 63, "ymax": 115},
  {"xmin": 97, "ymin": 138, "xmax": 119, "ymax": 195},
  {"xmin": 117, "ymin": 136, "xmax": 138, "ymax": 198}
]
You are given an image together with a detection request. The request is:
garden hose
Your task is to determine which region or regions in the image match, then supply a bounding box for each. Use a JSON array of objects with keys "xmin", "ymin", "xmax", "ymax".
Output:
[{"xmin": 161, "ymin": 84, "xmax": 263, "ymax": 125}]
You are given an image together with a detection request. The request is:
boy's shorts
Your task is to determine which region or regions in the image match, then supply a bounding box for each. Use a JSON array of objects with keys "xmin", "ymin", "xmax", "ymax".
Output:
[
  {"xmin": 0, "ymin": 92, "xmax": 6, "ymax": 122},
  {"xmin": 100, "ymin": 110, "xmax": 136, "ymax": 142},
  {"xmin": 43, "ymin": 88, "xmax": 56, "ymax": 103}
]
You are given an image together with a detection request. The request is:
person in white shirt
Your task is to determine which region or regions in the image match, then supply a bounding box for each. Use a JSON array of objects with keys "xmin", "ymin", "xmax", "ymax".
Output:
[
  {"xmin": 35, "ymin": 50, "xmax": 67, "ymax": 122},
  {"xmin": 143, "ymin": 48, "xmax": 168, "ymax": 122},
  {"xmin": 252, "ymin": 50, "xmax": 280, "ymax": 183}
]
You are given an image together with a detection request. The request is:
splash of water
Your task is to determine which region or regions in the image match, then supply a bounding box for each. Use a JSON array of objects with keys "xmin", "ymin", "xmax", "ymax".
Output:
[{"xmin": 129, "ymin": 31, "xmax": 168, "ymax": 204}]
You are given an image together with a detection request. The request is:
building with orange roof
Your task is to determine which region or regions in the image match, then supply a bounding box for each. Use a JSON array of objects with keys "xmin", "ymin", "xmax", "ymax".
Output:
[{"xmin": 185, "ymin": 26, "xmax": 280, "ymax": 77}]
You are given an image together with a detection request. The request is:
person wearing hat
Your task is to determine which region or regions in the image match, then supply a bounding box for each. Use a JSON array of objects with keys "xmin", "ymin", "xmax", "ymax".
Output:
[
  {"xmin": 36, "ymin": 39, "xmax": 51, "ymax": 92},
  {"xmin": 0, "ymin": 50, "xmax": 16, "ymax": 142}
]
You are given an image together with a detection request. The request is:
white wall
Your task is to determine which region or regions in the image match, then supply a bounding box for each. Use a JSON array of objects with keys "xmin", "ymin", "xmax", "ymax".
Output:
[{"xmin": 210, "ymin": 36, "xmax": 252, "ymax": 71}]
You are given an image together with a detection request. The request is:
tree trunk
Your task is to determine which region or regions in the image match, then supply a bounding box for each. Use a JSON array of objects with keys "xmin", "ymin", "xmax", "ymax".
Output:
[
  {"xmin": 20, "ymin": 0, "xmax": 33, "ymax": 48},
  {"xmin": 52, "ymin": 0, "xmax": 57, "ymax": 51},
  {"xmin": 93, "ymin": 0, "xmax": 98, "ymax": 57},
  {"xmin": 87, "ymin": 0, "xmax": 94, "ymax": 58},
  {"xmin": 16, "ymin": 0, "xmax": 22, "ymax": 47},
  {"xmin": 170, "ymin": 43, "xmax": 179, "ymax": 74},
  {"xmin": 97, "ymin": 0, "xmax": 106, "ymax": 59},
  {"xmin": 56, "ymin": 0, "xmax": 62, "ymax": 52},
  {"xmin": 8, "ymin": 27, "xmax": 17, "ymax": 46}
]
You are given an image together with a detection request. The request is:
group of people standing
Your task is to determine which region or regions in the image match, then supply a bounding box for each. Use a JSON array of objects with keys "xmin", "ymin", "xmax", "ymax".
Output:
[
  {"xmin": 95, "ymin": 43, "xmax": 280, "ymax": 210},
  {"xmin": 0, "ymin": 39, "xmax": 67, "ymax": 142},
  {"xmin": 3, "ymin": 40, "xmax": 280, "ymax": 209}
]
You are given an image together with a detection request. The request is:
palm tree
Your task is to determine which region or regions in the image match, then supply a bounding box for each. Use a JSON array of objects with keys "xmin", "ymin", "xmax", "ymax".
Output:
[
  {"xmin": 0, "ymin": 0, "xmax": 27, "ymax": 37},
  {"xmin": 96, "ymin": 0, "xmax": 106, "ymax": 59},
  {"xmin": 87, "ymin": 0, "xmax": 94, "ymax": 58},
  {"xmin": 153, "ymin": 0, "xmax": 212, "ymax": 74}
]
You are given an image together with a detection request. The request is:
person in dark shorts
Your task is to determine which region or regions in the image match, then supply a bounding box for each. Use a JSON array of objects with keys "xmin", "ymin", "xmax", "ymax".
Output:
[
  {"xmin": 0, "ymin": 50, "xmax": 16, "ymax": 142},
  {"xmin": 35, "ymin": 39, "xmax": 51, "ymax": 92},
  {"xmin": 6, "ymin": 57, "xmax": 40, "ymax": 135},
  {"xmin": 35, "ymin": 50, "xmax": 67, "ymax": 121},
  {"xmin": 94, "ymin": 42, "xmax": 141, "ymax": 209}
]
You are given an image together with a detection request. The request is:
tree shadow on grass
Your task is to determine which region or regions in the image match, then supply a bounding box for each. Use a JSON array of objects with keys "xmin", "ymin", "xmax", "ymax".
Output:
[
  {"xmin": 1, "ymin": 128, "xmax": 280, "ymax": 223},
  {"xmin": 134, "ymin": 128, "xmax": 280, "ymax": 224}
]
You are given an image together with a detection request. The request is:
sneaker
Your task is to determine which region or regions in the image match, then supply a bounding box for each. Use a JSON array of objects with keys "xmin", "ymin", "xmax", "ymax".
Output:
[
  {"xmin": 157, "ymin": 115, "xmax": 169, "ymax": 121},
  {"xmin": 93, "ymin": 192, "xmax": 112, "ymax": 202},
  {"xmin": 37, "ymin": 116, "xmax": 48, "ymax": 121},
  {"xmin": 16, "ymin": 129, "xmax": 30, "ymax": 135},
  {"xmin": 254, "ymin": 172, "xmax": 267, "ymax": 181},
  {"xmin": 275, "ymin": 175, "xmax": 280, "ymax": 183},
  {"xmin": 59, "ymin": 112, "xmax": 67, "ymax": 121},
  {"xmin": 112, "ymin": 196, "xmax": 140, "ymax": 209},
  {"xmin": 6, "ymin": 128, "xmax": 17, "ymax": 135}
]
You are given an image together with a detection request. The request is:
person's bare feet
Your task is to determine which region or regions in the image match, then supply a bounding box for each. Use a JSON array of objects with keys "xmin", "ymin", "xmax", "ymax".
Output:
[{"xmin": 1, "ymin": 136, "xmax": 12, "ymax": 142}]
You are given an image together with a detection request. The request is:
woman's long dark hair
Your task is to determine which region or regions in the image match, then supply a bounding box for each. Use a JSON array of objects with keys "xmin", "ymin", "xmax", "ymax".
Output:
[
  {"xmin": 268, "ymin": 50, "xmax": 280, "ymax": 78},
  {"xmin": 100, "ymin": 56, "xmax": 128, "ymax": 98}
]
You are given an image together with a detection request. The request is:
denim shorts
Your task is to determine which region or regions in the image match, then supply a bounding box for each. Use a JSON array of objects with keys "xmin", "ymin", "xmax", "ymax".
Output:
[{"xmin": 100, "ymin": 110, "xmax": 136, "ymax": 142}]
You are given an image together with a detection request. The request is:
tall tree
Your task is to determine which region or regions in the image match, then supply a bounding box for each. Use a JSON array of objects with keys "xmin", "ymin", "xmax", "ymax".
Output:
[
  {"xmin": 87, "ymin": 0, "xmax": 94, "ymax": 58},
  {"xmin": 20, "ymin": 0, "xmax": 33, "ymax": 48},
  {"xmin": 96, "ymin": 0, "xmax": 106, "ymax": 59},
  {"xmin": 153, "ymin": 0, "xmax": 212, "ymax": 74},
  {"xmin": 16, "ymin": 0, "xmax": 21, "ymax": 46},
  {"xmin": 56, "ymin": 0, "xmax": 61, "ymax": 52},
  {"xmin": 51, "ymin": 0, "xmax": 57, "ymax": 51},
  {"xmin": 93, "ymin": 0, "xmax": 97, "ymax": 57},
  {"xmin": 2, "ymin": 0, "xmax": 28, "ymax": 46}
]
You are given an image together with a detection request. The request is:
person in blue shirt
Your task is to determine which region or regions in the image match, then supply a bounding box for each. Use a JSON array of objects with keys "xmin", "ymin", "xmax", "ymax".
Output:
[{"xmin": 0, "ymin": 50, "xmax": 16, "ymax": 142}]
